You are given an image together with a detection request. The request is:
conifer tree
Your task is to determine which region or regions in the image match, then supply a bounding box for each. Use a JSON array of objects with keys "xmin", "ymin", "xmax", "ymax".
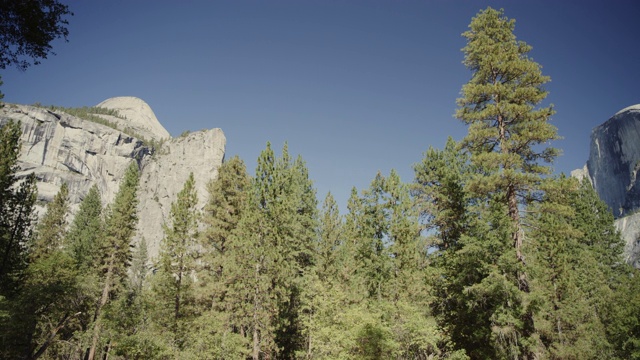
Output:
[
  {"xmin": 153, "ymin": 172, "xmax": 199, "ymax": 350},
  {"xmin": 67, "ymin": 185, "xmax": 103, "ymax": 271},
  {"xmin": 185, "ymin": 156, "xmax": 251, "ymax": 359},
  {"xmin": 316, "ymin": 192, "xmax": 342, "ymax": 282},
  {"xmin": 223, "ymin": 143, "xmax": 318, "ymax": 359},
  {"xmin": 200, "ymin": 156, "xmax": 249, "ymax": 306},
  {"xmin": 15, "ymin": 183, "xmax": 81, "ymax": 360},
  {"xmin": 0, "ymin": 121, "xmax": 37, "ymax": 294},
  {"xmin": 30, "ymin": 182, "xmax": 69, "ymax": 261},
  {"xmin": 87, "ymin": 161, "xmax": 140, "ymax": 360},
  {"xmin": 528, "ymin": 177, "xmax": 612, "ymax": 359},
  {"xmin": 450, "ymin": 7, "xmax": 559, "ymax": 357}
]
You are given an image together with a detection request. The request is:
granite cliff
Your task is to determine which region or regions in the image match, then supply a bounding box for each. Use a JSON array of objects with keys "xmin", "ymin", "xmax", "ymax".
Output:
[
  {"xmin": 573, "ymin": 105, "xmax": 640, "ymax": 267},
  {"xmin": 0, "ymin": 97, "xmax": 225, "ymax": 258}
]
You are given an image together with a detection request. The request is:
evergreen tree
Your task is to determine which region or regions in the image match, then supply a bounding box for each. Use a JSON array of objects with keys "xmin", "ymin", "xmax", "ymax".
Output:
[
  {"xmin": 67, "ymin": 185, "xmax": 104, "ymax": 271},
  {"xmin": 223, "ymin": 143, "xmax": 318, "ymax": 359},
  {"xmin": 457, "ymin": 5, "xmax": 558, "ymax": 268},
  {"xmin": 528, "ymin": 177, "xmax": 612, "ymax": 358},
  {"xmin": 316, "ymin": 192, "xmax": 343, "ymax": 282},
  {"xmin": 30, "ymin": 182, "xmax": 69, "ymax": 261},
  {"xmin": 152, "ymin": 172, "xmax": 200, "ymax": 350},
  {"xmin": 199, "ymin": 156, "xmax": 250, "ymax": 307},
  {"xmin": 10, "ymin": 183, "xmax": 80, "ymax": 360},
  {"xmin": 184, "ymin": 156, "xmax": 251, "ymax": 359},
  {"xmin": 87, "ymin": 161, "xmax": 140, "ymax": 360},
  {"xmin": 0, "ymin": 120, "xmax": 38, "ymax": 294},
  {"xmin": 448, "ymin": 7, "xmax": 559, "ymax": 357}
]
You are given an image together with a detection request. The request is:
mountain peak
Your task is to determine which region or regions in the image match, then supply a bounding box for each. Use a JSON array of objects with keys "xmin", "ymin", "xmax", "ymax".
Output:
[
  {"xmin": 614, "ymin": 104, "xmax": 640, "ymax": 116},
  {"xmin": 96, "ymin": 96, "xmax": 170, "ymax": 141}
]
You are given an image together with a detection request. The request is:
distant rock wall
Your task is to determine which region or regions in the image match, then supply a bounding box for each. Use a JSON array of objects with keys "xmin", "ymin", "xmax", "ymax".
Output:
[
  {"xmin": 0, "ymin": 100, "xmax": 225, "ymax": 260},
  {"xmin": 0, "ymin": 104, "xmax": 150, "ymax": 209},
  {"xmin": 576, "ymin": 105, "xmax": 640, "ymax": 268},
  {"xmin": 587, "ymin": 105, "xmax": 640, "ymax": 218},
  {"xmin": 137, "ymin": 130, "xmax": 225, "ymax": 258}
]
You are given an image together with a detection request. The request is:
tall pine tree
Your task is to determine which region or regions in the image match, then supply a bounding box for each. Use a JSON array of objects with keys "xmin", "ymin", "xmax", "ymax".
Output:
[
  {"xmin": 452, "ymin": 7, "xmax": 559, "ymax": 358},
  {"xmin": 87, "ymin": 161, "xmax": 140, "ymax": 360},
  {"xmin": 152, "ymin": 172, "xmax": 200, "ymax": 351}
]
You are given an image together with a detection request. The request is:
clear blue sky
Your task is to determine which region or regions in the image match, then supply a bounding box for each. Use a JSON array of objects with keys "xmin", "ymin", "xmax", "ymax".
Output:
[{"xmin": 3, "ymin": 0, "xmax": 640, "ymax": 211}]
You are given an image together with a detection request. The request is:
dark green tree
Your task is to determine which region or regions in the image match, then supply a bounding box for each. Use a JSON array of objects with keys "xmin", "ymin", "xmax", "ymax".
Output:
[
  {"xmin": 457, "ymin": 6, "xmax": 558, "ymax": 268},
  {"xmin": 528, "ymin": 177, "xmax": 612, "ymax": 358},
  {"xmin": 152, "ymin": 172, "xmax": 199, "ymax": 350},
  {"xmin": 30, "ymin": 182, "xmax": 69, "ymax": 261},
  {"xmin": 222, "ymin": 143, "xmax": 318, "ymax": 359},
  {"xmin": 0, "ymin": 0, "xmax": 72, "ymax": 71},
  {"xmin": 87, "ymin": 161, "xmax": 140, "ymax": 360},
  {"xmin": 67, "ymin": 185, "xmax": 104, "ymax": 271},
  {"xmin": 0, "ymin": 121, "xmax": 38, "ymax": 294},
  {"xmin": 200, "ymin": 156, "xmax": 250, "ymax": 307},
  {"xmin": 446, "ymin": 7, "xmax": 560, "ymax": 357}
]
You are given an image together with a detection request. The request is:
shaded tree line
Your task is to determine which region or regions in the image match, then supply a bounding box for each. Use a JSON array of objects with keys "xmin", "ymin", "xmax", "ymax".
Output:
[{"xmin": 1, "ymin": 7, "xmax": 640, "ymax": 360}]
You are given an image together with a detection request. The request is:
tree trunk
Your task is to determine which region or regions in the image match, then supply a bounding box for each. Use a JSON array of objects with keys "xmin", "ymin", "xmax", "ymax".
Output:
[
  {"xmin": 28, "ymin": 312, "xmax": 81, "ymax": 360},
  {"xmin": 87, "ymin": 254, "xmax": 115, "ymax": 360},
  {"xmin": 253, "ymin": 263, "xmax": 260, "ymax": 360}
]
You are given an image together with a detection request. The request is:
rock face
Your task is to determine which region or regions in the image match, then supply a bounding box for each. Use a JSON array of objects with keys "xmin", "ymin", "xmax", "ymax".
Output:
[
  {"xmin": 137, "ymin": 130, "xmax": 225, "ymax": 257},
  {"xmin": 587, "ymin": 105, "xmax": 640, "ymax": 218},
  {"xmin": 577, "ymin": 105, "xmax": 640, "ymax": 267},
  {"xmin": 0, "ymin": 100, "xmax": 225, "ymax": 259}
]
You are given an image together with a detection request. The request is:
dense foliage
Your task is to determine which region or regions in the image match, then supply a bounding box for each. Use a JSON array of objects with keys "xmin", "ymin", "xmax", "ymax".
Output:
[{"xmin": 0, "ymin": 7, "xmax": 639, "ymax": 360}]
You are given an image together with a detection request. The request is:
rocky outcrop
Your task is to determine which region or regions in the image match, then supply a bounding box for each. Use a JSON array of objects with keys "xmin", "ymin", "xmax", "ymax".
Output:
[
  {"xmin": 0, "ymin": 104, "xmax": 150, "ymax": 209},
  {"xmin": 586, "ymin": 105, "xmax": 640, "ymax": 218},
  {"xmin": 96, "ymin": 96, "xmax": 171, "ymax": 141},
  {"xmin": 137, "ymin": 130, "xmax": 225, "ymax": 257},
  {"xmin": 576, "ymin": 104, "xmax": 640, "ymax": 267},
  {"xmin": 0, "ymin": 100, "xmax": 225, "ymax": 259}
]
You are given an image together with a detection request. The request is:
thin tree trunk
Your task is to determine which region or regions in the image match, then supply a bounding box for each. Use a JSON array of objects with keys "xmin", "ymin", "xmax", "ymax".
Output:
[
  {"xmin": 88, "ymin": 254, "xmax": 115, "ymax": 360},
  {"xmin": 253, "ymin": 263, "xmax": 260, "ymax": 360}
]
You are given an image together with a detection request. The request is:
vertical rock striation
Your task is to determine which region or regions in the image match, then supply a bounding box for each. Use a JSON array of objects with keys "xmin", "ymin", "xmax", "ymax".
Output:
[
  {"xmin": 587, "ymin": 105, "xmax": 640, "ymax": 218},
  {"xmin": 577, "ymin": 105, "xmax": 640, "ymax": 267}
]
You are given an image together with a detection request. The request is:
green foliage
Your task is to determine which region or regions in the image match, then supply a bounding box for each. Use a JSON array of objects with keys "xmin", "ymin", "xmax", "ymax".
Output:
[
  {"xmin": 0, "ymin": 120, "xmax": 38, "ymax": 295},
  {"xmin": 153, "ymin": 173, "xmax": 200, "ymax": 349},
  {"xmin": 87, "ymin": 161, "xmax": 140, "ymax": 360},
  {"xmin": 1, "ymin": 7, "xmax": 639, "ymax": 360},
  {"xmin": 31, "ymin": 182, "xmax": 69, "ymax": 261},
  {"xmin": 67, "ymin": 185, "xmax": 104, "ymax": 271},
  {"xmin": 31, "ymin": 104, "xmax": 166, "ymax": 149},
  {"xmin": 0, "ymin": 0, "xmax": 72, "ymax": 71}
]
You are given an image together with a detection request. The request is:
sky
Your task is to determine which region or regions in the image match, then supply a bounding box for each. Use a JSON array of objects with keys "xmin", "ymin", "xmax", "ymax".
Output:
[{"xmin": 3, "ymin": 0, "xmax": 640, "ymax": 211}]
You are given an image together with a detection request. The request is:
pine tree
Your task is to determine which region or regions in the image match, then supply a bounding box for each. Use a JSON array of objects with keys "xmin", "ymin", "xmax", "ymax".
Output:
[
  {"xmin": 200, "ymin": 156, "xmax": 249, "ymax": 307},
  {"xmin": 153, "ymin": 172, "xmax": 199, "ymax": 350},
  {"xmin": 528, "ymin": 177, "xmax": 612, "ymax": 358},
  {"xmin": 451, "ymin": 7, "xmax": 559, "ymax": 357},
  {"xmin": 412, "ymin": 137, "xmax": 469, "ymax": 252},
  {"xmin": 31, "ymin": 183, "xmax": 69, "ymax": 261},
  {"xmin": 456, "ymin": 6, "xmax": 558, "ymax": 268},
  {"xmin": 67, "ymin": 185, "xmax": 104, "ymax": 271},
  {"xmin": 0, "ymin": 120, "xmax": 38, "ymax": 294},
  {"xmin": 184, "ymin": 156, "xmax": 251, "ymax": 359},
  {"xmin": 87, "ymin": 161, "xmax": 140, "ymax": 360},
  {"xmin": 14, "ymin": 183, "xmax": 83, "ymax": 359},
  {"xmin": 316, "ymin": 192, "xmax": 343, "ymax": 282},
  {"xmin": 222, "ymin": 143, "xmax": 318, "ymax": 359}
]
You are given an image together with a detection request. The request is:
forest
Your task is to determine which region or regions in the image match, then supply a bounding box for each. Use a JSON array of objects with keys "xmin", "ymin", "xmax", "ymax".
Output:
[{"xmin": 1, "ymin": 7, "xmax": 640, "ymax": 360}]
